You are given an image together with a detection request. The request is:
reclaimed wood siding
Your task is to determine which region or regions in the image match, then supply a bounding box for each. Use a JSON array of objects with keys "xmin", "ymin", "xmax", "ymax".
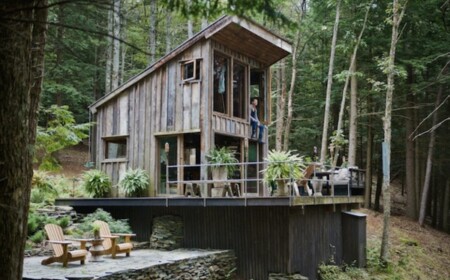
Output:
[
  {"xmin": 157, "ymin": 41, "xmax": 207, "ymax": 133},
  {"xmin": 212, "ymin": 114, "xmax": 250, "ymax": 138}
]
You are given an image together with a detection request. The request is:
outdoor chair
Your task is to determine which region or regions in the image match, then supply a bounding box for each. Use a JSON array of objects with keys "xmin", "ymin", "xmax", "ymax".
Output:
[
  {"xmin": 41, "ymin": 224, "xmax": 88, "ymax": 267},
  {"xmin": 93, "ymin": 220, "xmax": 136, "ymax": 258}
]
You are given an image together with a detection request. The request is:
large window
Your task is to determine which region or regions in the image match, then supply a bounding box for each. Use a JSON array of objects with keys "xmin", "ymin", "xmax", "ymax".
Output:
[
  {"xmin": 158, "ymin": 136, "xmax": 178, "ymax": 194},
  {"xmin": 213, "ymin": 54, "xmax": 229, "ymax": 113},
  {"xmin": 233, "ymin": 62, "xmax": 246, "ymax": 118},
  {"xmin": 250, "ymin": 70, "xmax": 266, "ymax": 122},
  {"xmin": 104, "ymin": 137, "xmax": 127, "ymax": 159}
]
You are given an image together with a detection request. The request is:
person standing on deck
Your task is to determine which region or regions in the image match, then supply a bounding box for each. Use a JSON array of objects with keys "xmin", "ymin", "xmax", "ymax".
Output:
[{"xmin": 250, "ymin": 97, "xmax": 265, "ymax": 143}]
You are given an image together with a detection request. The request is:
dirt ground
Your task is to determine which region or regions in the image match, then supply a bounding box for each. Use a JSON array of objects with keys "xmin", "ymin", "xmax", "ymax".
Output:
[{"xmin": 54, "ymin": 143, "xmax": 90, "ymax": 178}]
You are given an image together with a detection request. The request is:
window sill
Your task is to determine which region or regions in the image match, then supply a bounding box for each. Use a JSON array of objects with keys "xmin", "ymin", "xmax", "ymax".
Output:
[{"xmin": 101, "ymin": 158, "xmax": 128, "ymax": 163}]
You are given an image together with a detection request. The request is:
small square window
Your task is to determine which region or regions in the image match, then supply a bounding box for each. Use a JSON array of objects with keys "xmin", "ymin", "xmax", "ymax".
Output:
[
  {"xmin": 182, "ymin": 60, "xmax": 201, "ymax": 82},
  {"xmin": 105, "ymin": 138, "xmax": 127, "ymax": 159}
]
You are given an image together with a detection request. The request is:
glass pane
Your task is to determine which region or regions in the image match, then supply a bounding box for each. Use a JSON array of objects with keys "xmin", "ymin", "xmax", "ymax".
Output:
[
  {"xmin": 247, "ymin": 143, "xmax": 258, "ymax": 193},
  {"xmin": 233, "ymin": 62, "xmax": 246, "ymax": 118},
  {"xmin": 159, "ymin": 136, "xmax": 178, "ymax": 194},
  {"xmin": 213, "ymin": 54, "xmax": 228, "ymax": 113},
  {"xmin": 183, "ymin": 61, "xmax": 194, "ymax": 80},
  {"xmin": 105, "ymin": 139, "xmax": 126, "ymax": 159},
  {"xmin": 250, "ymin": 70, "xmax": 266, "ymax": 121}
]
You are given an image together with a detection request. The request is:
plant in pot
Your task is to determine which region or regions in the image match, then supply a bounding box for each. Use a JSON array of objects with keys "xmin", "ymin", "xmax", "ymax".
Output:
[
  {"xmin": 92, "ymin": 224, "xmax": 101, "ymax": 239},
  {"xmin": 83, "ymin": 169, "xmax": 111, "ymax": 198},
  {"xmin": 206, "ymin": 146, "xmax": 238, "ymax": 197},
  {"xmin": 119, "ymin": 168, "xmax": 150, "ymax": 197},
  {"xmin": 262, "ymin": 150, "xmax": 305, "ymax": 196}
]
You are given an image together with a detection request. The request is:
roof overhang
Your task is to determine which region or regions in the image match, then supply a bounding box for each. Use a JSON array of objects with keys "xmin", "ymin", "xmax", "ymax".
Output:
[
  {"xmin": 206, "ymin": 16, "xmax": 291, "ymax": 66},
  {"xmin": 90, "ymin": 15, "xmax": 291, "ymax": 112}
]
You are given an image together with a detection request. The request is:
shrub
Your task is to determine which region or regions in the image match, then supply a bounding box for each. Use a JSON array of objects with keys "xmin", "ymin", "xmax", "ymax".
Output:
[
  {"xmin": 82, "ymin": 170, "xmax": 111, "ymax": 198},
  {"xmin": 120, "ymin": 168, "xmax": 150, "ymax": 197},
  {"xmin": 30, "ymin": 230, "xmax": 45, "ymax": 244},
  {"xmin": 31, "ymin": 171, "xmax": 58, "ymax": 204},
  {"xmin": 58, "ymin": 216, "xmax": 71, "ymax": 229},
  {"xmin": 74, "ymin": 208, "xmax": 131, "ymax": 238}
]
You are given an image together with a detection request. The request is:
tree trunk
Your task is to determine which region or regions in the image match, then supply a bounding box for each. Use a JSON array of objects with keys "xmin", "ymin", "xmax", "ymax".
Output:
[
  {"xmin": 348, "ymin": 60, "xmax": 357, "ymax": 166},
  {"xmin": 443, "ymin": 179, "xmax": 450, "ymax": 232},
  {"xmin": 414, "ymin": 111, "xmax": 421, "ymax": 217},
  {"xmin": 166, "ymin": 12, "xmax": 172, "ymax": 53},
  {"xmin": 275, "ymin": 61, "xmax": 286, "ymax": 151},
  {"xmin": 374, "ymin": 151, "xmax": 383, "ymax": 211},
  {"xmin": 55, "ymin": 3, "xmax": 65, "ymax": 106},
  {"xmin": 320, "ymin": 0, "xmax": 340, "ymax": 163},
  {"xmin": 283, "ymin": 28, "xmax": 301, "ymax": 151},
  {"xmin": 111, "ymin": 0, "xmax": 121, "ymax": 90},
  {"xmin": 105, "ymin": 2, "xmax": 113, "ymax": 93},
  {"xmin": 418, "ymin": 84, "xmax": 442, "ymax": 226},
  {"xmin": 380, "ymin": 0, "xmax": 405, "ymax": 263},
  {"xmin": 405, "ymin": 67, "xmax": 416, "ymax": 219},
  {"xmin": 364, "ymin": 107, "xmax": 373, "ymax": 208},
  {"xmin": 201, "ymin": 18, "xmax": 208, "ymax": 29},
  {"xmin": 0, "ymin": 1, "xmax": 48, "ymax": 278},
  {"xmin": 149, "ymin": 0, "xmax": 157, "ymax": 64}
]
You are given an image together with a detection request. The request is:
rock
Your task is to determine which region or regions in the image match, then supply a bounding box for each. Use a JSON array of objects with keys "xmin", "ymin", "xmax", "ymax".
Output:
[{"xmin": 149, "ymin": 215, "xmax": 184, "ymax": 250}]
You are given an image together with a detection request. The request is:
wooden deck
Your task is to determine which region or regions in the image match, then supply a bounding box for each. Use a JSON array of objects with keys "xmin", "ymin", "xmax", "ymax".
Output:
[{"xmin": 56, "ymin": 195, "xmax": 364, "ymax": 208}]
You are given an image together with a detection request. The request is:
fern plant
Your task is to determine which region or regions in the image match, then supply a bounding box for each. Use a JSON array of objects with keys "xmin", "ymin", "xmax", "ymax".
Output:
[
  {"xmin": 82, "ymin": 169, "xmax": 111, "ymax": 198},
  {"xmin": 119, "ymin": 168, "xmax": 149, "ymax": 197},
  {"xmin": 206, "ymin": 146, "xmax": 239, "ymax": 174},
  {"xmin": 262, "ymin": 150, "xmax": 305, "ymax": 183}
]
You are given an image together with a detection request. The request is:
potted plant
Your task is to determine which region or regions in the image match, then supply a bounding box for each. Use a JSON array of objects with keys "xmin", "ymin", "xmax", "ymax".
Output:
[
  {"xmin": 92, "ymin": 224, "xmax": 101, "ymax": 239},
  {"xmin": 119, "ymin": 168, "xmax": 150, "ymax": 197},
  {"xmin": 262, "ymin": 150, "xmax": 305, "ymax": 196},
  {"xmin": 206, "ymin": 147, "xmax": 238, "ymax": 197},
  {"xmin": 82, "ymin": 170, "xmax": 111, "ymax": 198}
]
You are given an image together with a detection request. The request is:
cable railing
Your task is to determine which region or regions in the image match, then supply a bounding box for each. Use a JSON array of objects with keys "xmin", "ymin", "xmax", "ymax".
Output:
[{"xmin": 162, "ymin": 161, "xmax": 365, "ymax": 205}]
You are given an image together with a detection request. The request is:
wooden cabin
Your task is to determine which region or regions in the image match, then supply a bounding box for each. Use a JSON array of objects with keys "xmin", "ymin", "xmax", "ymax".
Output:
[{"xmin": 89, "ymin": 16, "xmax": 292, "ymax": 196}]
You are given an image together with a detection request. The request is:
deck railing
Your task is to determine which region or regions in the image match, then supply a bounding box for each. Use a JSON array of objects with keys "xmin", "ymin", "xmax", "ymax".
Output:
[{"xmin": 164, "ymin": 161, "xmax": 365, "ymax": 204}]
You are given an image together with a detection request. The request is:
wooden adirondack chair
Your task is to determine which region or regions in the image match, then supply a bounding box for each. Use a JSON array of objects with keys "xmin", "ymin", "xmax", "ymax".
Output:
[
  {"xmin": 41, "ymin": 224, "xmax": 88, "ymax": 267},
  {"xmin": 93, "ymin": 220, "xmax": 136, "ymax": 258}
]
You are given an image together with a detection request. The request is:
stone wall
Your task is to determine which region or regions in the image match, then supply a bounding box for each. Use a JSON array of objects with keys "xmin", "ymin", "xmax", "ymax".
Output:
[
  {"xmin": 96, "ymin": 250, "xmax": 236, "ymax": 280},
  {"xmin": 268, "ymin": 273, "xmax": 308, "ymax": 280},
  {"xmin": 149, "ymin": 215, "xmax": 183, "ymax": 250}
]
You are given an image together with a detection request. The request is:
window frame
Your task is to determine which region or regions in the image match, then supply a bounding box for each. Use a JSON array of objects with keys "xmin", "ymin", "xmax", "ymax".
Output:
[
  {"xmin": 102, "ymin": 135, "xmax": 128, "ymax": 162},
  {"xmin": 181, "ymin": 58, "xmax": 202, "ymax": 83}
]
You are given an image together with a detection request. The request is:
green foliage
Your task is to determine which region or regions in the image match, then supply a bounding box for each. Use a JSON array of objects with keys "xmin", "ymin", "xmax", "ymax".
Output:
[
  {"xmin": 120, "ymin": 168, "xmax": 150, "ymax": 197},
  {"xmin": 57, "ymin": 216, "xmax": 71, "ymax": 229},
  {"xmin": 329, "ymin": 129, "xmax": 348, "ymax": 151},
  {"xmin": 30, "ymin": 230, "xmax": 45, "ymax": 244},
  {"xmin": 82, "ymin": 169, "xmax": 111, "ymax": 198},
  {"xmin": 262, "ymin": 150, "xmax": 305, "ymax": 183},
  {"xmin": 74, "ymin": 208, "xmax": 131, "ymax": 238},
  {"xmin": 31, "ymin": 171, "xmax": 58, "ymax": 204},
  {"xmin": 35, "ymin": 105, "xmax": 91, "ymax": 171},
  {"xmin": 206, "ymin": 146, "xmax": 239, "ymax": 174}
]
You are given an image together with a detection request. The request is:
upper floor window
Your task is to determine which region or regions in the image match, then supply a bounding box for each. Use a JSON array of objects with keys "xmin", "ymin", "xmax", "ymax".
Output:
[
  {"xmin": 213, "ymin": 54, "xmax": 229, "ymax": 114},
  {"xmin": 182, "ymin": 59, "xmax": 201, "ymax": 82},
  {"xmin": 104, "ymin": 137, "xmax": 127, "ymax": 159},
  {"xmin": 250, "ymin": 69, "xmax": 266, "ymax": 122},
  {"xmin": 233, "ymin": 62, "xmax": 246, "ymax": 119}
]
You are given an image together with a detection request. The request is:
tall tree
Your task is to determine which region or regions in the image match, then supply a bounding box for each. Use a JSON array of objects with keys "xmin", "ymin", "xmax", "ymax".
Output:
[
  {"xmin": 275, "ymin": 61, "xmax": 287, "ymax": 151},
  {"xmin": 111, "ymin": 0, "xmax": 121, "ymax": 89},
  {"xmin": 283, "ymin": 0, "xmax": 305, "ymax": 151},
  {"xmin": 380, "ymin": 0, "xmax": 406, "ymax": 263},
  {"xmin": 333, "ymin": 0, "xmax": 371, "ymax": 166},
  {"xmin": 149, "ymin": 0, "xmax": 157, "ymax": 64},
  {"xmin": 0, "ymin": 1, "xmax": 48, "ymax": 278},
  {"xmin": 320, "ymin": 0, "xmax": 341, "ymax": 163},
  {"xmin": 418, "ymin": 83, "xmax": 443, "ymax": 225}
]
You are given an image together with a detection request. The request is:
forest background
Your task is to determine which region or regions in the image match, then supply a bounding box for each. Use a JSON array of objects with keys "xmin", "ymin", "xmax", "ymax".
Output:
[{"xmin": 1, "ymin": 0, "xmax": 449, "ymax": 279}]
